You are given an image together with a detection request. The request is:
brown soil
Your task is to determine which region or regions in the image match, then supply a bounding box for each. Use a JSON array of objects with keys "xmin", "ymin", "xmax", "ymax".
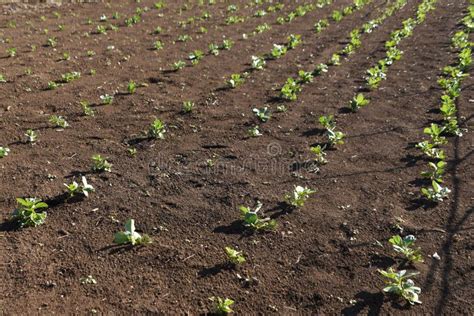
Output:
[{"xmin": 0, "ymin": 0, "xmax": 472, "ymax": 314}]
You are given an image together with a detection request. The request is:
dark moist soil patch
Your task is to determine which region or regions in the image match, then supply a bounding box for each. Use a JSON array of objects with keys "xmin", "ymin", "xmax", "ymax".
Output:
[{"xmin": 1, "ymin": 0, "xmax": 473, "ymax": 314}]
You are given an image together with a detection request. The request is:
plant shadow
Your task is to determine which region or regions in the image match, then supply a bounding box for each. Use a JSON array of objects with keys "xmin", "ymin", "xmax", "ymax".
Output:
[
  {"xmin": 198, "ymin": 263, "xmax": 232, "ymax": 278},
  {"xmin": 341, "ymin": 291, "xmax": 384, "ymax": 315}
]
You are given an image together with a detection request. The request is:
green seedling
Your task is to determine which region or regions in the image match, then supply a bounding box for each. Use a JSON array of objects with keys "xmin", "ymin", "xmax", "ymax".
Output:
[
  {"xmin": 327, "ymin": 129, "xmax": 345, "ymax": 147},
  {"xmin": 153, "ymin": 40, "xmax": 164, "ymax": 50},
  {"xmin": 61, "ymin": 71, "xmax": 81, "ymax": 83},
  {"xmin": 248, "ymin": 125, "xmax": 262, "ymax": 137},
  {"xmin": 6, "ymin": 47, "xmax": 17, "ymax": 57},
  {"xmin": 252, "ymin": 107, "xmax": 271, "ymax": 122},
  {"xmin": 64, "ymin": 176, "xmax": 94, "ymax": 198},
  {"xmin": 225, "ymin": 246, "xmax": 246, "ymax": 265},
  {"xmin": 251, "ymin": 56, "xmax": 265, "ymax": 70},
  {"xmin": 91, "ymin": 154, "xmax": 112, "ymax": 172},
  {"xmin": 271, "ymin": 44, "xmax": 287, "ymax": 59},
  {"xmin": 11, "ymin": 198, "xmax": 48, "ymax": 228},
  {"xmin": 0, "ymin": 146, "xmax": 10, "ymax": 158},
  {"xmin": 379, "ymin": 268, "xmax": 421, "ymax": 305},
  {"xmin": 49, "ymin": 115, "xmax": 69, "ymax": 128},
  {"xmin": 415, "ymin": 141, "xmax": 445, "ymax": 160},
  {"xmin": 421, "ymin": 161, "xmax": 446, "ymax": 183},
  {"xmin": 25, "ymin": 129, "xmax": 38, "ymax": 143},
  {"xmin": 319, "ymin": 115, "xmax": 336, "ymax": 130},
  {"xmin": 313, "ymin": 63, "xmax": 328, "ymax": 76},
  {"xmin": 287, "ymin": 34, "xmax": 302, "ymax": 49},
  {"xmin": 310, "ymin": 145, "xmax": 327, "ymax": 164},
  {"xmin": 350, "ymin": 93, "xmax": 370, "ymax": 112},
  {"xmin": 228, "ymin": 73, "xmax": 245, "ymax": 88},
  {"xmin": 389, "ymin": 235, "xmax": 423, "ymax": 263},
  {"xmin": 47, "ymin": 81, "xmax": 59, "ymax": 90},
  {"xmin": 221, "ymin": 39, "xmax": 234, "ymax": 50},
  {"xmin": 239, "ymin": 202, "xmax": 276, "ymax": 231},
  {"xmin": 183, "ymin": 101, "xmax": 194, "ymax": 113},
  {"xmin": 421, "ymin": 180, "xmax": 450, "ymax": 202},
  {"xmin": 80, "ymin": 101, "xmax": 95, "ymax": 116},
  {"xmin": 172, "ymin": 60, "xmax": 186, "ymax": 71},
  {"xmin": 280, "ymin": 78, "xmax": 301, "ymax": 101},
  {"xmin": 148, "ymin": 119, "xmax": 166, "ymax": 139},
  {"xmin": 285, "ymin": 185, "xmax": 315, "ymax": 208},
  {"xmin": 127, "ymin": 80, "xmax": 137, "ymax": 94},
  {"xmin": 189, "ymin": 50, "xmax": 204, "ymax": 65},
  {"xmin": 209, "ymin": 43, "xmax": 219, "ymax": 55},
  {"xmin": 210, "ymin": 297, "xmax": 234, "ymax": 315},
  {"xmin": 314, "ymin": 19, "xmax": 329, "ymax": 33},
  {"xmin": 423, "ymin": 123, "xmax": 447, "ymax": 146},
  {"xmin": 114, "ymin": 219, "xmax": 151, "ymax": 246},
  {"xmin": 298, "ymin": 70, "xmax": 313, "ymax": 83},
  {"xmin": 100, "ymin": 94, "xmax": 113, "ymax": 105}
]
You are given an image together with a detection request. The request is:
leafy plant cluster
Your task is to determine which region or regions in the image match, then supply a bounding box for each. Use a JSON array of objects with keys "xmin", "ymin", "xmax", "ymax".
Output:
[
  {"xmin": 365, "ymin": 0, "xmax": 437, "ymax": 89},
  {"xmin": 417, "ymin": 5, "xmax": 471, "ymax": 203},
  {"xmin": 378, "ymin": 234, "xmax": 425, "ymax": 305},
  {"xmin": 278, "ymin": 0, "xmax": 374, "ymax": 101}
]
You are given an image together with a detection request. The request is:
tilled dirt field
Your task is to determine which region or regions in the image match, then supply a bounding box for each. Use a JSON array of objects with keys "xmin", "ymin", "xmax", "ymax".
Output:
[{"xmin": 0, "ymin": 0, "xmax": 472, "ymax": 314}]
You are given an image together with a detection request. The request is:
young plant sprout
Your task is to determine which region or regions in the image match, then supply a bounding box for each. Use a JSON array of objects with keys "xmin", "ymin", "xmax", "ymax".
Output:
[
  {"xmin": 251, "ymin": 56, "xmax": 265, "ymax": 70},
  {"xmin": 252, "ymin": 107, "xmax": 271, "ymax": 122},
  {"xmin": 248, "ymin": 125, "xmax": 262, "ymax": 137},
  {"xmin": 100, "ymin": 94, "xmax": 114, "ymax": 105},
  {"xmin": 0, "ymin": 146, "xmax": 10, "ymax": 158},
  {"xmin": 239, "ymin": 202, "xmax": 276, "ymax": 231},
  {"xmin": 314, "ymin": 19, "xmax": 329, "ymax": 33},
  {"xmin": 225, "ymin": 246, "xmax": 246, "ymax": 265},
  {"xmin": 415, "ymin": 141, "xmax": 446, "ymax": 160},
  {"xmin": 148, "ymin": 119, "xmax": 166, "ymax": 139},
  {"xmin": 285, "ymin": 185, "xmax": 315, "ymax": 208},
  {"xmin": 25, "ymin": 129, "xmax": 38, "ymax": 143},
  {"xmin": 80, "ymin": 101, "xmax": 95, "ymax": 116},
  {"xmin": 227, "ymin": 73, "xmax": 245, "ymax": 88},
  {"xmin": 189, "ymin": 50, "xmax": 204, "ymax": 65},
  {"xmin": 313, "ymin": 63, "xmax": 328, "ymax": 76},
  {"xmin": 172, "ymin": 60, "xmax": 186, "ymax": 71},
  {"xmin": 47, "ymin": 81, "xmax": 59, "ymax": 90},
  {"xmin": 298, "ymin": 70, "xmax": 313, "ymax": 83},
  {"xmin": 287, "ymin": 34, "xmax": 302, "ymax": 49},
  {"xmin": 280, "ymin": 78, "xmax": 301, "ymax": 101},
  {"xmin": 0, "ymin": 74, "xmax": 6, "ymax": 83},
  {"xmin": 221, "ymin": 39, "xmax": 234, "ymax": 50},
  {"xmin": 49, "ymin": 115, "xmax": 69, "ymax": 128},
  {"xmin": 329, "ymin": 53, "xmax": 341, "ymax": 66},
  {"xmin": 210, "ymin": 297, "xmax": 234, "ymax": 315},
  {"xmin": 421, "ymin": 161, "xmax": 446, "ymax": 183},
  {"xmin": 389, "ymin": 235, "xmax": 423, "ymax": 263},
  {"xmin": 271, "ymin": 44, "xmax": 287, "ymax": 59},
  {"xmin": 183, "ymin": 101, "xmax": 194, "ymax": 113},
  {"xmin": 423, "ymin": 123, "xmax": 447, "ymax": 146},
  {"xmin": 127, "ymin": 80, "xmax": 137, "ymax": 94},
  {"xmin": 310, "ymin": 145, "xmax": 327, "ymax": 164},
  {"xmin": 114, "ymin": 219, "xmax": 151, "ymax": 246},
  {"xmin": 327, "ymin": 129, "xmax": 345, "ymax": 147},
  {"xmin": 11, "ymin": 198, "xmax": 48, "ymax": 228},
  {"xmin": 61, "ymin": 71, "xmax": 81, "ymax": 83},
  {"xmin": 319, "ymin": 115, "xmax": 344, "ymax": 147},
  {"xmin": 350, "ymin": 93, "xmax": 370, "ymax": 112},
  {"xmin": 209, "ymin": 43, "xmax": 219, "ymax": 55},
  {"xmin": 153, "ymin": 40, "xmax": 163, "ymax": 51},
  {"xmin": 6, "ymin": 47, "xmax": 17, "ymax": 57},
  {"xmin": 319, "ymin": 115, "xmax": 336, "ymax": 130},
  {"xmin": 378, "ymin": 268, "xmax": 421, "ymax": 305},
  {"xmin": 421, "ymin": 180, "xmax": 450, "ymax": 202},
  {"xmin": 91, "ymin": 154, "xmax": 112, "ymax": 172},
  {"xmin": 64, "ymin": 176, "xmax": 95, "ymax": 198}
]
